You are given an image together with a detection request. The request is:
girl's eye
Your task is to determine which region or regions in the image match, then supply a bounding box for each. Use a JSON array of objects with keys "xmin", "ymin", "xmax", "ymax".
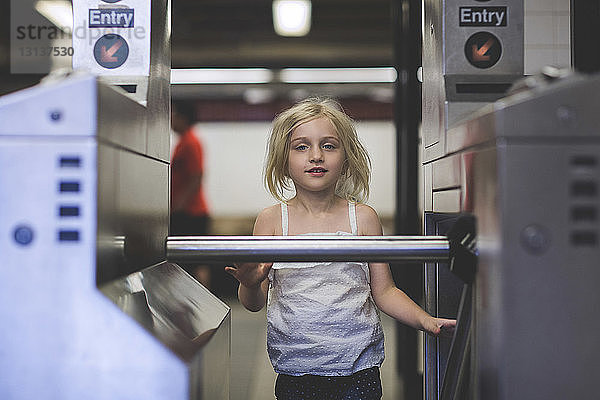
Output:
[
  {"xmin": 323, "ymin": 144, "xmax": 336, "ymax": 150},
  {"xmin": 295, "ymin": 144, "xmax": 308, "ymax": 151}
]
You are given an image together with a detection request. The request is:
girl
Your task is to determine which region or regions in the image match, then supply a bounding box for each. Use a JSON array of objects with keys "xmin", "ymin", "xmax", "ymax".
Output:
[{"xmin": 225, "ymin": 98, "xmax": 455, "ymax": 400}]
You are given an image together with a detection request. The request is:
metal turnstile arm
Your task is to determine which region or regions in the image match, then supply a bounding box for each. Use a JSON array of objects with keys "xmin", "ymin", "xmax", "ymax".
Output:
[
  {"xmin": 166, "ymin": 216, "xmax": 477, "ymax": 273},
  {"xmin": 166, "ymin": 235, "xmax": 450, "ymax": 263}
]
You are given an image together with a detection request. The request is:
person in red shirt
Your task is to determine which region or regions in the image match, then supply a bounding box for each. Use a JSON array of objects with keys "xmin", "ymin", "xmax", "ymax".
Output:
[{"xmin": 170, "ymin": 100, "xmax": 211, "ymax": 286}]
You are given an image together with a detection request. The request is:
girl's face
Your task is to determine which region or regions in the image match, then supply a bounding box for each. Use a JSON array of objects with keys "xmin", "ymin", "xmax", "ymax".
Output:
[{"xmin": 287, "ymin": 117, "xmax": 346, "ymax": 196}]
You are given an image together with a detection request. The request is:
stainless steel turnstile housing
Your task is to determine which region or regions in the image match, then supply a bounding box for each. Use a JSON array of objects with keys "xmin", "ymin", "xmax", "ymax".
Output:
[
  {"xmin": 0, "ymin": 75, "xmax": 230, "ymax": 400},
  {"xmin": 424, "ymin": 73, "xmax": 600, "ymax": 399}
]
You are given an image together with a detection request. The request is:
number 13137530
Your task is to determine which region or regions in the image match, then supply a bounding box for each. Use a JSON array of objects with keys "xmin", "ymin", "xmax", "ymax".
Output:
[{"xmin": 18, "ymin": 46, "xmax": 74, "ymax": 57}]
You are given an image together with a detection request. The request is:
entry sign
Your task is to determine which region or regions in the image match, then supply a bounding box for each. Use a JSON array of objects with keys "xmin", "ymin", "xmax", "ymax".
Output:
[
  {"xmin": 89, "ymin": 9, "xmax": 134, "ymax": 28},
  {"xmin": 459, "ymin": 7, "xmax": 508, "ymax": 27},
  {"xmin": 465, "ymin": 32, "xmax": 502, "ymax": 69},
  {"xmin": 72, "ymin": 0, "xmax": 150, "ymax": 76}
]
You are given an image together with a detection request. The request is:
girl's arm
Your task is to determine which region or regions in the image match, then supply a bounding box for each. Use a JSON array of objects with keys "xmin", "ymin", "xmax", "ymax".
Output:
[
  {"xmin": 224, "ymin": 206, "xmax": 277, "ymax": 312},
  {"xmin": 234, "ymin": 271, "xmax": 270, "ymax": 312},
  {"xmin": 358, "ymin": 204, "xmax": 456, "ymax": 337}
]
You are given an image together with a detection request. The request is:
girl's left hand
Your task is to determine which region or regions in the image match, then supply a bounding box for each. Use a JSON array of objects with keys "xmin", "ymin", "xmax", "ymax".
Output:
[
  {"xmin": 425, "ymin": 317, "xmax": 457, "ymax": 337},
  {"xmin": 225, "ymin": 262, "xmax": 272, "ymax": 289}
]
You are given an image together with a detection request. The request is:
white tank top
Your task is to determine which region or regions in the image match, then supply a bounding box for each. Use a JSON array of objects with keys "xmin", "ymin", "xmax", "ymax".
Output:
[{"xmin": 266, "ymin": 201, "xmax": 385, "ymax": 376}]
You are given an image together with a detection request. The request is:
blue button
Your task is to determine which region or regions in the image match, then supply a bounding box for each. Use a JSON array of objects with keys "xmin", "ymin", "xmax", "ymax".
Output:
[
  {"xmin": 50, "ymin": 110, "xmax": 62, "ymax": 122},
  {"xmin": 14, "ymin": 225, "xmax": 34, "ymax": 246}
]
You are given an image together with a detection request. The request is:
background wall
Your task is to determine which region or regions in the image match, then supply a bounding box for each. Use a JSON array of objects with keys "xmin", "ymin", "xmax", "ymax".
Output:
[
  {"xmin": 183, "ymin": 120, "xmax": 397, "ymax": 234},
  {"xmin": 524, "ymin": 0, "xmax": 570, "ymax": 74}
]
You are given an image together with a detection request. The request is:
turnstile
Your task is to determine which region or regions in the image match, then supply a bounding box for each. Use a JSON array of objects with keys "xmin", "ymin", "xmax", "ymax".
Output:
[
  {"xmin": 424, "ymin": 72, "xmax": 600, "ymax": 399},
  {"xmin": 0, "ymin": 75, "xmax": 230, "ymax": 400}
]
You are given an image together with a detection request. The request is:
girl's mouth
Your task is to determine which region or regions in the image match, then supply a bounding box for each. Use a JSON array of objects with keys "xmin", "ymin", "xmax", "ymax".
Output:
[{"xmin": 306, "ymin": 167, "xmax": 328, "ymax": 175}]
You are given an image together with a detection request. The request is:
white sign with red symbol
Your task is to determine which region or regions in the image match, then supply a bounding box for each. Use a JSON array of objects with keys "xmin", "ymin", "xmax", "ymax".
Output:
[{"xmin": 72, "ymin": 0, "xmax": 150, "ymax": 76}]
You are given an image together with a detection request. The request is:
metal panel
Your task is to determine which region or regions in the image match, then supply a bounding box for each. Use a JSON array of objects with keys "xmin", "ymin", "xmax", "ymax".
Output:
[
  {"xmin": 447, "ymin": 74, "xmax": 600, "ymax": 154},
  {"xmin": 0, "ymin": 138, "xmax": 188, "ymax": 399},
  {"xmin": 432, "ymin": 154, "xmax": 461, "ymax": 190},
  {"xmin": 482, "ymin": 143, "xmax": 600, "ymax": 399},
  {"xmin": 433, "ymin": 190, "xmax": 462, "ymax": 213},
  {"xmin": 422, "ymin": 0, "xmax": 446, "ymax": 155},
  {"xmin": 101, "ymin": 262, "xmax": 231, "ymax": 399},
  {"xmin": 0, "ymin": 75, "xmax": 97, "ymax": 137},
  {"xmin": 96, "ymin": 143, "xmax": 121, "ymax": 282},
  {"xmin": 439, "ymin": 73, "xmax": 600, "ymax": 399},
  {"xmin": 424, "ymin": 214, "xmax": 466, "ymax": 400},
  {"xmin": 424, "ymin": 162, "xmax": 434, "ymax": 212},
  {"xmin": 467, "ymin": 146, "xmax": 499, "ymax": 400},
  {"xmin": 97, "ymin": 83, "xmax": 147, "ymax": 155},
  {"xmin": 97, "ymin": 142, "xmax": 169, "ymax": 284},
  {"xmin": 447, "ymin": 101, "xmax": 488, "ymax": 128},
  {"xmin": 145, "ymin": 0, "xmax": 171, "ymax": 162},
  {"xmin": 0, "ymin": 74, "xmax": 230, "ymax": 400}
]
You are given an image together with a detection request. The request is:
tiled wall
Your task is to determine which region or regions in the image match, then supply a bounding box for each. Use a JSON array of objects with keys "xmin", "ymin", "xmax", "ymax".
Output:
[{"xmin": 524, "ymin": 0, "xmax": 571, "ymax": 74}]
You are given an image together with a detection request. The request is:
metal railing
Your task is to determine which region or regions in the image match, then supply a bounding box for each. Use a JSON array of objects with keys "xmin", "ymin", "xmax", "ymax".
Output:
[{"xmin": 166, "ymin": 235, "xmax": 450, "ymax": 263}]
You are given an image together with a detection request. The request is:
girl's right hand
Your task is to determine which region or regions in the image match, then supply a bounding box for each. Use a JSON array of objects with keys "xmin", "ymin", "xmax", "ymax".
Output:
[
  {"xmin": 224, "ymin": 262, "xmax": 273, "ymax": 288},
  {"xmin": 424, "ymin": 317, "xmax": 457, "ymax": 337}
]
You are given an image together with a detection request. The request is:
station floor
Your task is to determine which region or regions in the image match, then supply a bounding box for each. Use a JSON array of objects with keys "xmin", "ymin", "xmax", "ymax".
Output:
[{"xmin": 223, "ymin": 297, "xmax": 404, "ymax": 400}]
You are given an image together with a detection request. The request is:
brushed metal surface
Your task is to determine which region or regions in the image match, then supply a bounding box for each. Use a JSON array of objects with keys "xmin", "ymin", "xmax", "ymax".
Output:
[
  {"xmin": 422, "ymin": 0, "xmax": 446, "ymax": 153},
  {"xmin": 426, "ymin": 73, "xmax": 600, "ymax": 399},
  {"xmin": 432, "ymin": 154, "xmax": 462, "ymax": 190},
  {"xmin": 447, "ymin": 74, "xmax": 600, "ymax": 154},
  {"xmin": 97, "ymin": 83, "xmax": 147, "ymax": 155},
  {"xmin": 432, "ymin": 190, "xmax": 462, "ymax": 213},
  {"xmin": 146, "ymin": 0, "xmax": 171, "ymax": 162},
  {"xmin": 0, "ymin": 136, "xmax": 189, "ymax": 399},
  {"xmin": 424, "ymin": 162, "xmax": 434, "ymax": 212},
  {"xmin": 0, "ymin": 68, "xmax": 229, "ymax": 399},
  {"xmin": 424, "ymin": 214, "xmax": 467, "ymax": 400},
  {"xmin": 474, "ymin": 142, "xmax": 600, "ymax": 400},
  {"xmin": 96, "ymin": 142, "xmax": 169, "ymax": 284},
  {"xmin": 0, "ymin": 74, "xmax": 97, "ymax": 136},
  {"xmin": 101, "ymin": 261, "xmax": 231, "ymax": 364},
  {"xmin": 166, "ymin": 235, "xmax": 451, "ymax": 263}
]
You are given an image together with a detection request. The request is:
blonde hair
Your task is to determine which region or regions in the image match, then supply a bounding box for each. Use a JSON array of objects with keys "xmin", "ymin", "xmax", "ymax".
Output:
[{"xmin": 264, "ymin": 97, "xmax": 371, "ymax": 203}]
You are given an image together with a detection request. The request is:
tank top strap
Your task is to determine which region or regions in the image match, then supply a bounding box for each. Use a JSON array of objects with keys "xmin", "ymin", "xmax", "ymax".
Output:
[
  {"xmin": 280, "ymin": 202, "xmax": 288, "ymax": 236},
  {"xmin": 348, "ymin": 201, "xmax": 358, "ymax": 235}
]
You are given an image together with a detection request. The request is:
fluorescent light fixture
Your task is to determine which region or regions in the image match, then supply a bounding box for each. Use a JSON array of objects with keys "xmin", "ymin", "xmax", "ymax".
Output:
[
  {"xmin": 280, "ymin": 67, "xmax": 398, "ymax": 83},
  {"xmin": 35, "ymin": 0, "xmax": 73, "ymax": 32},
  {"xmin": 243, "ymin": 88, "xmax": 276, "ymax": 104},
  {"xmin": 273, "ymin": 0, "xmax": 311, "ymax": 37},
  {"xmin": 171, "ymin": 67, "xmax": 397, "ymax": 85},
  {"xmin": 171, "ymin": 69, "xmax": 274, "ymax": 84}
]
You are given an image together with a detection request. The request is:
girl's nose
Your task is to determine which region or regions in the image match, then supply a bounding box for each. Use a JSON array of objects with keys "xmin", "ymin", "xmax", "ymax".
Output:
[{"xmin": 310, "ymin": 148, "xmax": 323, "ymax": 162}]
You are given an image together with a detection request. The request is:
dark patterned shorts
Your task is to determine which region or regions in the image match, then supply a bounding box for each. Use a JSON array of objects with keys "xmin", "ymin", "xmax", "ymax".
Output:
[{"xmin": 274, "ymin": 367, "xmax": 382, "ymax": 400}]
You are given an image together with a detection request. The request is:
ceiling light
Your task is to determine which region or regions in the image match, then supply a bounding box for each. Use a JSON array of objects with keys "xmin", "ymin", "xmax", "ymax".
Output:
[
  {"xmin": 272, "ymin": 0, "xmax": 312, "ymax": 37},
  {"xmin": 243, "ymin": 88, "xmax": 276, "ymax": 104},
  {"xmin": 171, "ymin": 69, "xmax": 274, "ymax": 85},
  {"xmin": 280, "ymin": 67, "xmax": 398, "ymax": 83},
  {"xmin": 35, "ymin": 0, "xmax": 73, "ymax": 32}
]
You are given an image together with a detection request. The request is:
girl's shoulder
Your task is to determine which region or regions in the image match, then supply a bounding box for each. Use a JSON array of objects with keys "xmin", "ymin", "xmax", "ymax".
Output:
[
  {"xmin": 355, "ymin": 203, "xmax": 383, "ymax": 235},
  {"xmin": 253, "ymin": 204, "xmax": 282, "ymax": 236}
]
